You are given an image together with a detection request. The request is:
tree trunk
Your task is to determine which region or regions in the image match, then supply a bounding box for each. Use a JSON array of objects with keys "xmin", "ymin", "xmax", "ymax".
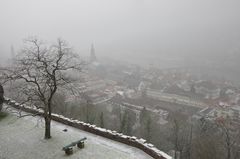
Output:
[
  {"xmin": 0, "ymin": 103, "xmax": 2, "ymax": 112},
  {"xmin": 227, "ymin": 147, "xmax": 231, "ymax": 159},
  {"xmin": 44, "ymin": 116, "xmax": 51, "ymax": 139}
]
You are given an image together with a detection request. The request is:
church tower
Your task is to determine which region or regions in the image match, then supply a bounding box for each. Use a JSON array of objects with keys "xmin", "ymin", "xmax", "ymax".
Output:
[
  {"xmin": 10, "ymin": 45, "xmax": 15, "ymax": 58},
  {"xmin": 90, "ymin": 44, "xmax": 97, "ymax": 62}
]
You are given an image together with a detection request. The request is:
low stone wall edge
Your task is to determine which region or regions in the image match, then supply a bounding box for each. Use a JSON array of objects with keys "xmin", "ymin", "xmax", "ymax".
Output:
[{"xmin": 3, "ymin": 98, "xmax": 172, "ymax": 159}]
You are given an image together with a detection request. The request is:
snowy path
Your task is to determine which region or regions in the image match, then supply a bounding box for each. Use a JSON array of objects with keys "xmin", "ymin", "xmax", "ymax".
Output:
[{"xmin": 0, "ymin": 106, "xmax": 153, "ymax": 159}]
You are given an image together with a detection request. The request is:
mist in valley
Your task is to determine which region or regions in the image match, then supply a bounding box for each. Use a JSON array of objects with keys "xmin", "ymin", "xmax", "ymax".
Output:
[
  {"xmin": 1, "ymin": 0, "xmax": 240, "ymax": 77},
  {"xmin": 1, "ymin": 1, "xmax": 240, "ymax": 159}
]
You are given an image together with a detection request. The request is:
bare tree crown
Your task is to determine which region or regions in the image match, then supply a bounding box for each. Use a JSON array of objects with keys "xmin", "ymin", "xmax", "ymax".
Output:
[{"xmin": 2, "ymin": 37, "xmax": 84, "ymax": 108}]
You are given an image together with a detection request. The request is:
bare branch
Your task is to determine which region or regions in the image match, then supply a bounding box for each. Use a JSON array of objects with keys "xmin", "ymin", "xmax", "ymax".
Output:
[{"xmin": 1, "ymin": 37, "xmax": 86, "ymax": 139}]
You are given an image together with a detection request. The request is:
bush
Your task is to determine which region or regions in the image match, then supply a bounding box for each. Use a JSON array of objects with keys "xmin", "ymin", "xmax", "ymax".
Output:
[{"xmin": 0, "ymin": 112, "xmax": 8, "ymax": 121}]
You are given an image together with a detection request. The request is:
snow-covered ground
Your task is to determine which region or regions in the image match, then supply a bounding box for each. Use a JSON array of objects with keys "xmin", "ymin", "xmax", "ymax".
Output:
[{"xmin": 0, "ymin": 105, "xmax": 153, "ymax": 159}]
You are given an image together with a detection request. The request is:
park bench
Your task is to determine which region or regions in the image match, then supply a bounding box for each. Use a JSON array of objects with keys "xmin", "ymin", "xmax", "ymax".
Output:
[{"xmin": 62, "ymin": 137, "xmax": 87, "ymax": 155}]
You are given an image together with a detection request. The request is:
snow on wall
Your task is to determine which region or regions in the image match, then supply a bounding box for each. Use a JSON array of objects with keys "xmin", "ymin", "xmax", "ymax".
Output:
[{"xmin": 4, "ymin": 97, "xmax": 172, "ymax": 159}]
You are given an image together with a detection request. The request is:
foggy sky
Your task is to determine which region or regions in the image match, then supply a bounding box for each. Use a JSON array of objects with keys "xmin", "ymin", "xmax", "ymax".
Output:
[{"xmin": 1, "ymin": 0, "xmax": 240, "ymax": 65}]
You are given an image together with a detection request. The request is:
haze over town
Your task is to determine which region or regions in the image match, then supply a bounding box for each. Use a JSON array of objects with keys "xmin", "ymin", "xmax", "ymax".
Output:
[
  {"xmin": 1, "ymin": 0, "xmax": 240, "ymax": 70},
  {"xmin": 1, "ymin": 1, "xmax": 240, "ymax": 159}
]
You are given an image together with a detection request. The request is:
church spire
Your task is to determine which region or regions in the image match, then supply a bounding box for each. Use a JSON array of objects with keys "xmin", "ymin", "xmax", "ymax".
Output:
[
  {"xmin": 11, "ymin": 45, "xmax": 15, "ymax": 58},
  {"xmin": 90, "ymin": 43, "xmax": 97, "ymax": 62}
]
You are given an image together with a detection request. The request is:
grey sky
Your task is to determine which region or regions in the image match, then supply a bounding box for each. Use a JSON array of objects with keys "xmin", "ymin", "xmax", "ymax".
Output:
[{"xmin": 1, "ymin": 0, "xmax": 240, "ymax": 63}]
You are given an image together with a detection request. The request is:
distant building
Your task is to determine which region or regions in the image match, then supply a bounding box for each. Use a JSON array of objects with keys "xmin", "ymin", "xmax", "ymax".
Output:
[
  {"xmin": 10, "ymin": 45, "xmax": 15, "ymax": 58},
  {"xmin": 195, "ymin": 105, "xmax": 240, "ymax": 122},
  {"xmin": 90, "ymin": 44, "xmax": 97, "ymax": 63},
  {"xmin": 177, "ymin": 80, "xmax": 191, "ymax": 92},
  {"xmin": 194, "ymin": 80, "xmax": 220, "ymax": 99},
  {"xmin": 137, "ymin": 81, "xmax": 147, "ymax": 92}
]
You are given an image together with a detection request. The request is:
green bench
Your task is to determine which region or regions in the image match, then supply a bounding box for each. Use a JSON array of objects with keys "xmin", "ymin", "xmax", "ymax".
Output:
[{"xmin": 62, "ymin": 137, "xmax": 87, "ymax": 155}]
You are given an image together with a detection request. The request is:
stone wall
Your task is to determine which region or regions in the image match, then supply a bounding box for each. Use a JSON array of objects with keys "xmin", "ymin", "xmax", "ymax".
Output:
[{"xmin": 4, "ymin": 98, "xmax": 172, "ymax": 159}]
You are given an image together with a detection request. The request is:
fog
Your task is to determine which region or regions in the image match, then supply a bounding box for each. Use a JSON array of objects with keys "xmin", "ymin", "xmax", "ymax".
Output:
[
  {"xmin": 3, "ymin": 1, "xmax": 240, "ymax": 158},
  {"xmin": 1, "ymin": 0, "xmax": 240, "ymax": 67}
]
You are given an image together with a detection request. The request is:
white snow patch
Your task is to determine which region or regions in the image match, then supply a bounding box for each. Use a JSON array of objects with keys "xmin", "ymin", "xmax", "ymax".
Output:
[{"xmin": 0, "ymin": 109, "xmax": 153, "ymax": 159}]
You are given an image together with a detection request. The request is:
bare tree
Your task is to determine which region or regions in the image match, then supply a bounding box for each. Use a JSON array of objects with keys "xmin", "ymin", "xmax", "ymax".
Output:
[
  {"xmin": 191, "ymin": 119, "xmax": 221, "ymax": 159},
  {"xmin": 1, "ymin": 37, "xmax": 85, "ymax": 139},
  {"xmin": 216, "ymin": 118, "xmax": 240, "ymax": 159},
  {"xmin": 169, "ymin": 112, "xmax": 190, "ymax": 159},
  {"xmin": 119, "ymin": 110, "xmax": 132, "ymax": 135},
  {"xmin": 99, "ymin": 112, "xmax": 104, "ymax": 128}
]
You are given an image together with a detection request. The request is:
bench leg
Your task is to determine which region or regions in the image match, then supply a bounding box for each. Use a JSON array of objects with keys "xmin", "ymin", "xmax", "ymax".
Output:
[
  {"xmin": 77, "ymin": 141, "xmax": 84, "ymax": 149},
  {"xmin": 65, "ymin": 147, "xmax": 73, "ymax": 155}
]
